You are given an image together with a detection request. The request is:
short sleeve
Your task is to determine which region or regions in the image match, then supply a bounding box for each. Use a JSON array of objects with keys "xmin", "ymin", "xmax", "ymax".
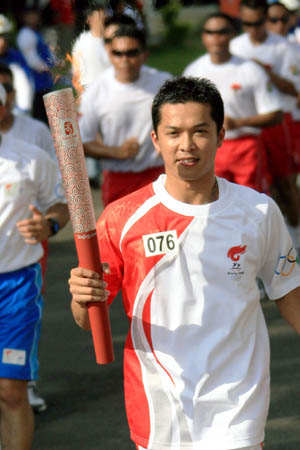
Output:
[
  {"xmin": 79, "ymin": 84, "xmax": 100, "ymax": 143},
  {"xmin": 258, "ymin": 198, "xmax": 300, "ymax": 299},
  {"xmin": 35, "ymin": 150, "xmax": 65, "ymax": 212},
  {"xmin": 250, "ymin": 62, "xmax": 281, "ymax": 114}
]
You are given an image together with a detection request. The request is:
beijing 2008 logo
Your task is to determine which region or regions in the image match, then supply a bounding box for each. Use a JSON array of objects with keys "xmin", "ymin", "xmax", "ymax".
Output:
[
  {"xmin": 227, "ymin": 245, "xmax": 247, "ymax": 281},
  {"xmin": 64, "ymin": 120, "xmax": 74, "ymax": 136}
]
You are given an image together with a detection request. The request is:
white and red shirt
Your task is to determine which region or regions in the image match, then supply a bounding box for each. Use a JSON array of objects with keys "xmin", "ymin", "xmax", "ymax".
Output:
[
  {"xmin": 183, "ymin": 54, "xmax": 281, "ymax": 139},
  {"xmin": 79, "ymin": 65, "xmax": 171, "ymax": 173},
  {"xmin": 97, "ymin": 175, "xmax": 300, "ymax": 450},
  {"xmin": 0, "ymin": 134, "xmax": 62, "ymax": 273},
  {"xmin": 230, "ymin": 31, "xmax": 300, "ymax": 114}
]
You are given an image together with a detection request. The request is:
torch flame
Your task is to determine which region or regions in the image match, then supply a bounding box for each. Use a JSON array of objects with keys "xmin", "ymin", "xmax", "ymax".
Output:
[{"xmin": 66, "ymin": 52, "xmax": 85, "ymax": 104}]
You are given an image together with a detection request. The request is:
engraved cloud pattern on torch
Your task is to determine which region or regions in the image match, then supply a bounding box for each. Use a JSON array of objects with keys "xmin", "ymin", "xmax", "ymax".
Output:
[{"xmin": 43, "ymin": 88, "xmax": 96, "ymax": 233}]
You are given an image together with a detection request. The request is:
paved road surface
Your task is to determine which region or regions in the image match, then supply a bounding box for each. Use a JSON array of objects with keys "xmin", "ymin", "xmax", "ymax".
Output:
[{"xmin": 32, "ymin": 188, "xmax": 300, "ymax": 450}]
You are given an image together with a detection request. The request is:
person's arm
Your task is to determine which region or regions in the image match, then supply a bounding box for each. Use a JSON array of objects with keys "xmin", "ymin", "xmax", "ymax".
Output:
[
  {"xmin": 83, "ymin": 137, "xmax": 139, "ymax": 159},
  {"xmin": 275, "ymin": 286, "xmax": 300, "ymax": 334},
  {"xmin": 17, "ymin": 28, "xmax": 49, "ymax": 72},
  {"xmin": 224, "ymin": 110, "xmax": 282, "ymax": 131},
  {"xmin": 69, "ymin": 267, "xmax": 109, "ymax": 330},
  {"xmin": 253, "ymin": 58, "xmax": 299, "ymax": 97},
  {"xmin": 16, "ymin": 203, "xmax": 69, "ymax": 244}
]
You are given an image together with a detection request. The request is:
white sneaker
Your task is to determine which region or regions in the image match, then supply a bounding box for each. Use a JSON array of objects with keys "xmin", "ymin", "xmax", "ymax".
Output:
[{"xmin": 27, "ymin": 381, "xmax": 47, "ymax": 413}]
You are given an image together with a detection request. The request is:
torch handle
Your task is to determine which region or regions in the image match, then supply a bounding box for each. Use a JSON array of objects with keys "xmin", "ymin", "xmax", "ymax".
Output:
[{"xmin": 74, "ymin": 231, "xmax": 114, "ymax": 364}]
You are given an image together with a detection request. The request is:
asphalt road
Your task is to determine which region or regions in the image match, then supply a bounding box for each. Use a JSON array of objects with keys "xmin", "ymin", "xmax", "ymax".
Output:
[{"xmin": 32, "ymin": 188, "xmax": 300, "ymax": 450}]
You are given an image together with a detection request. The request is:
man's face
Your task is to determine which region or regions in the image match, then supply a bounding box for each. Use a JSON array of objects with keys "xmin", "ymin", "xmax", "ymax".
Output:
[
  {"xmin": 266, "ymin": 5, "xmax": 290, "ymax": 36},
  {"xmin": 240, "ymin": 6, "xmax": 266, "ymax": 41},
  {"xmin": 151, "ymin": 102, "xmax": 224, "ymax": 185},
  {"xmin": 0, "ymin": 35, "xmax": 8, "ymax": 56},
  {"xmin": 202, "ymin": 17, "xmax": 234, "ymax": 58},
  {"xmin": 104, "ymin": 24, "xmax": 119, "ymax": 58},
  {"xmin": 0, "ymin": 73, "xmax": 14, "ymax": 114},
  {"xmin": 110, "ymin": 36, "xmax": 146, "ymax": 83}
]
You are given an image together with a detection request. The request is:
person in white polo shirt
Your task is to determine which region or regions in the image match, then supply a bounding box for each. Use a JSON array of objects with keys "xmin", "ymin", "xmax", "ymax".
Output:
[
  {"xmin": 79, "ymin": 24, "xmax": 171, "ymax": 206},
  {"xmin": 69, "ymin": 77, "xmax": 300, "ymax": 450},
  {"xmin": 230, "ymin": 0, "xmax": 300, "ymax": 241},
  {"xmin": 0, "ymin": 82, "xmax": 68, "ymax": 449},
  {"xmin": 184, "ymin": 11, "xmax": 282, "ymax": 193}
]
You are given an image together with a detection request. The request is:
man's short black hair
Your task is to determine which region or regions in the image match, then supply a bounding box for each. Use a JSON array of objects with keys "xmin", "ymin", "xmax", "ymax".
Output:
[
  {"xmin": 0, "ymin": 62, "xmax": 13, "ymax": 80},
  {"xmin": 240, "ymin": 0, "xmax": 268, "ymax": 13},
  {"xmin": 202, "ymin": 12, "xmax": 238, "ymax": 34},
  {"xmin": 111, "ymin": 24, "xmax": 146, "ymax": 49},
  {"xmin": 104, "ymin": 13, "xmax": 136, "ymax": 28},
  {"xmin": 152, "ymin": 77, "xmax": 224, "ymax": 134}
]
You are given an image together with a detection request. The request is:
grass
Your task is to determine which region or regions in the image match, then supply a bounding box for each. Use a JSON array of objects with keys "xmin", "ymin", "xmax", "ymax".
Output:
[{"xmin": 148, "ymin": 34, "xmax": 205, "ymax": 76}]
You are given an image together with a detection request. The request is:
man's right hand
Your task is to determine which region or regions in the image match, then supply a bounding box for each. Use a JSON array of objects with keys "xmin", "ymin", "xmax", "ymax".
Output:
[
  {"xmin": 118, "ymin": 137, "xmax": 139, "ymax": 159},
  {"xmin": 69, "ymin": 267, "xmax": 109, "ymax": 308}
]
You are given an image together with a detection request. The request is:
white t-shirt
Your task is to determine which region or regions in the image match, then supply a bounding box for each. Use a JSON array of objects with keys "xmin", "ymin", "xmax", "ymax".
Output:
[
  {"xmin": 183, "ymin": 54, "xmax": 281, "ymax": 139},
  {"xmin": 0, "ymin": 134, "xmax": 62, "ymax": 273},
  {"xmin": 9, "ymin": 63, "xmax": 34, "ymax": 114},
  {"xmin": 4, "ymin": 114, "xmax": 65, "ymax": 201},
  {"xmin": 71, "ymin": 31, "xmax": 111, "ymax": 88},
  {"xmin": 230, "ymin": 31, "xmax": 300, "ymax": 113},
  {"xmin": 79, "ymin": 65, "xmax": 171, "ymax": 172},
  {"xmin": 98, "ymin": 175, "xmax": 300, "ymax": 450}
]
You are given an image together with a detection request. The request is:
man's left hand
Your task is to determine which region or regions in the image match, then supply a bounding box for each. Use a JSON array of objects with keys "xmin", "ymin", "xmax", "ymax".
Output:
[{"xmin": 17, "ymin": 205, "xmax": 51, "ymax": 245}]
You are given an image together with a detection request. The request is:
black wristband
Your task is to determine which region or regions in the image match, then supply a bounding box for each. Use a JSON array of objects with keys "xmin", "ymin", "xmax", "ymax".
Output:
[{"xmin": 47, "ymin": 218, "xmax": 60, "ymax": 236}]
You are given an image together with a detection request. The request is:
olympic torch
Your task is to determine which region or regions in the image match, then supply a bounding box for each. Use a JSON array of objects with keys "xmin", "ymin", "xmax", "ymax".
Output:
[{"xmin": 43, "ymin": 88, "xmax": 114, "ymax": 364}]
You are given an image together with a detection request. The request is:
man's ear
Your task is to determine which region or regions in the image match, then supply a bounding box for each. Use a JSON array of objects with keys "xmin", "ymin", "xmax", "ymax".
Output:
[
  {"xmin": 217, "ymin": 127, "xmax": 225, "ymax": 148},
  {"xmin": 151, "ymin": 130, "xmax": 161, "ymax": 155},
  {"xmin": 0, "ymin": 104, "xmax": 6, "ymax": 121}
]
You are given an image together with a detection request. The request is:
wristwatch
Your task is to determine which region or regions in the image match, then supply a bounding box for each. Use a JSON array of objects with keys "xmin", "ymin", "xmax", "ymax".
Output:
[{"xmin": 47, "ymin": 218, "xmax": 60, "ymax": 236}]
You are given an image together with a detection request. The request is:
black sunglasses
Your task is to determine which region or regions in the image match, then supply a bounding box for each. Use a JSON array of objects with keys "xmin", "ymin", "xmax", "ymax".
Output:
[
  {"xmin": 242, "ymin": 18, "xmax": 265, "ymax": 27},
  {"xmin": 2, "ymin": 82, "xmax": 13, "ymax": 93},
  {"xmin": 112, "ymin": 48, "xmax": 142, "ymax": 58},
  {"xmin": 267, "ymin": 16, "xmax": 289, "ymax": 24},
  {"xmin": 203, "ymin": 28, "xmax": 232, "ymax": 35},
  {"xmin": 104, "ymin": 37, "xmax": 112, "ymax": 44}
]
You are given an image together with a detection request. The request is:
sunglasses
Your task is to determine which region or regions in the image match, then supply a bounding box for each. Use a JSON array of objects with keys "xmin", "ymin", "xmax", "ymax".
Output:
[
  {"xmin": 242, "ymin": 18, "xmax": 265, "ymax": 27},
  {"xmin": 111, "ymin": 48, "xmax": 142, "ymax": 58},
  {"xmin": 104, "ymin": 37, "xmax": 112, "ymax": 44},
  {"xmin": 267, "ymin": 16, "xmax": 289, "ymax": 24},
  {"xmin": 2, "ymin": 82, "xmax": 13, "ymax": 93},
  {"xmin": 203, "ymin": 28, "xmax": 232, "ymax": 35}
]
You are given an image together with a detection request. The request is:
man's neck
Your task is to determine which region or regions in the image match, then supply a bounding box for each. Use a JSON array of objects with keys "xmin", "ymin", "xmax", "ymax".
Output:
[
  {"xmin": 0, "ymin": 113, "xmax": 14, "ymax": 132},
  {"xmin": 164, "ymin": 173, "xmax": 219, "ymax": 205},
  {"xmin": 209, "ymin": 52, "xmax": 231, "ymax": 65},
  {"xmin": 249, "ymin": 30, "xmax": 268, "ymax": 45}
]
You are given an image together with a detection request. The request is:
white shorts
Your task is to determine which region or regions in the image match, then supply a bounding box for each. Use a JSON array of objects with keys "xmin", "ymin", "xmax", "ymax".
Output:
[{"xmin": 137, "ymin": 446, "xmax": 262, "ymax": 450}]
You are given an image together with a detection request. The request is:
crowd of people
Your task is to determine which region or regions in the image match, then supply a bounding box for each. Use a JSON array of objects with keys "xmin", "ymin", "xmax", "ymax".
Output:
[{"xmin": 0, "ymin": 0, "xmax": 300, "ymax": 449}]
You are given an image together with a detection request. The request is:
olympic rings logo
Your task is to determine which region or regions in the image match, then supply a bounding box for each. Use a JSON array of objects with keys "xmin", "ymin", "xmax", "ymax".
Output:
[{"xmin": 275, "ymin": 247, "xmax": 298, "ymax": 277}]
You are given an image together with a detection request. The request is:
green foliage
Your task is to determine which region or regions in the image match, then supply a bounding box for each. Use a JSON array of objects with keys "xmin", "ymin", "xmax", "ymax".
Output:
[{"xmin": 160, "ymin": 0, "xmax": 189, "ymax": 45}]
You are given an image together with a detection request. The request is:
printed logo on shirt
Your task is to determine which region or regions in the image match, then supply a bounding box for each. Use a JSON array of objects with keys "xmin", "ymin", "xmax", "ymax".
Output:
[
  {"xmin": 143, "ymin": 230, "xmax": 179, "ymax": 257},
  {"xmin": 290, "ymin": 65, "xmax": 300, "ymax": 76},
  {"xmin": 227, "ymin": 245, "xmax": 247, "ymax": 281},
  {"xmin": 2, "ymin": 348, "xmax": 26, "ymax": 366},
  {"xmin": 2, "ymin": 182, "xmax": 20, "ymax": 199},
  {"xmin": 231, "ymin": 83, "xmax": 242, "ymax": 91},
  {"xmin": 275, "ymin": 247, "xmax": 298, "ymax": 277}
]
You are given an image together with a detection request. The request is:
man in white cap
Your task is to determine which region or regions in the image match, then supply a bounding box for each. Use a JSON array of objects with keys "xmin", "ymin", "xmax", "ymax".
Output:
[{"xmin": 0, "ymin": 82, "xmax": 68, "ymax": 450}]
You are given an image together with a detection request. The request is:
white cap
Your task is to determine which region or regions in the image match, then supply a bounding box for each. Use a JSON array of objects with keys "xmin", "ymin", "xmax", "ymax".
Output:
[
  {"xmin": 279, "ymin": 0, "xmax": 300, "ymax": 10},
  {"xmin": 0, "ymin": 14, "xmax": 12, "ymax": 34},
  {"xmin": 0, "ymin": 83, "xmax": 7, "ymax": 106}
]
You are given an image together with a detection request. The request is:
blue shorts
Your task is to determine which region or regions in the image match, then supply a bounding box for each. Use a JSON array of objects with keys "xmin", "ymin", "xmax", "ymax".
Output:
[{"xmin": 0, "ymin": 263, "xmax": 43, "ymax": 380}]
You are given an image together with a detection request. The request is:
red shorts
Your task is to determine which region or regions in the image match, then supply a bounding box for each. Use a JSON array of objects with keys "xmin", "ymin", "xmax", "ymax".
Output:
[
  {"xmin": 285, "ymin": 114, "xmax": 300, "ymax": 173},
  {"xmin": 101, "ymin": 166, "xmax": 165, "ymax": 207},
  {"xmin": 260, "ymin": 113, "xmax": 294, "ymax": 178},
  {"xmin": 215, "ymin": 135, "xmax": 268, "ymax": 193}
]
